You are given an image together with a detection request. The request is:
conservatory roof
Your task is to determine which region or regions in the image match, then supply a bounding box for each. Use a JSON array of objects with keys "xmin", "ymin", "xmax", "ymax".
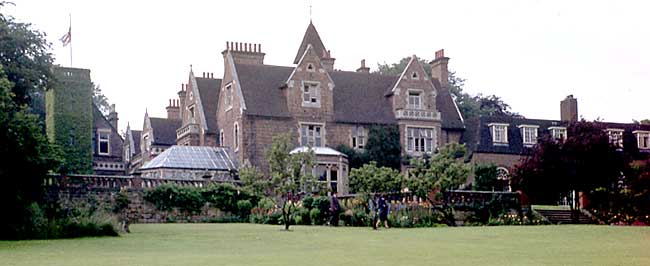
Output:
[{"xmin": 140, "ymin": 146, "xmax": 238, "ymax": 171}]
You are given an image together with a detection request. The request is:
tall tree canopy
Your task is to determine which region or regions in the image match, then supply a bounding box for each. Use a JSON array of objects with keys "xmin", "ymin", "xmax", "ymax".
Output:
[
  {"xmin": 375, "ymin": 57, "xmax": 520, "ymax": 120},
  {"xmin": 92, "ymin": 84, "xmax": 111, "ymax": 116}
]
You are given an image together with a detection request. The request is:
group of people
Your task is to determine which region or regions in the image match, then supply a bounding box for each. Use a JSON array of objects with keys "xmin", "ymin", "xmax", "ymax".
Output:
[{"xmin": 328, "ymin": 193, "xmax": 390, "ymax": 229}]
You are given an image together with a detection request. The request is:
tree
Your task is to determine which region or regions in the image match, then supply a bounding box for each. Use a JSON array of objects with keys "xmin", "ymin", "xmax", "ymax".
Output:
[
  {"xmin": 238, "ymin": 165, "xmax": 269, "ymax": 198},
  {"xmin": 511, "ymin": 120, "xmax": 627, "ymax": 216},
  {"xmin": 375, "ymin": 57, "xmax": 520, "ymax": 120},
  {"xmin": 266, "ymin": 134, "xmax": 321, "ymax": 230},
  {"xmin": 473, "ymin": 164, "xmax": 499, "ymax": 191},
  {"xmin": 336, "ymin": 125, "xmax": 401, "ymax": 170},
  {"xmin": 349, "ymin": 162, "xmax": 404, "ymax": 194},
  {"xmin": 408, "ymin": 143, "xmax": 471, "ymax": 225},
  {"xmin": 92, "ymin": 84, "xmax": 111, "ymax": 116},
  {"xmin": 0, "ymin": 3, "xmax": 54, "ymax": 117}
]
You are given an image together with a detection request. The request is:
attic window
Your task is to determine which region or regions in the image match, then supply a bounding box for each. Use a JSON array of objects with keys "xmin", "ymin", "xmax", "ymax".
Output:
[
  {"xmin": 301, "ymin": 81, "xmax": 321, "ymax": 107},
  {"xmin": 488, "ymin": 123, "xmax": 509, "ymax": 144},
  {"xmin": 411, "ymin": 72, "xmax": 419, "ymax": 80},
  {"xmin": 606, "ymin": 129, "xmax": 624, "ymax": 148},
  {"xmin": 518, "ymin": 125, "xmax": 539, "ymax": 145},
  {"xmin": 634, "ymin": 131, "xmax": 650, "ymax": 149},
  {"xmin": 307, "ymin": 63, "xmax": 315, "ymax": 72}
]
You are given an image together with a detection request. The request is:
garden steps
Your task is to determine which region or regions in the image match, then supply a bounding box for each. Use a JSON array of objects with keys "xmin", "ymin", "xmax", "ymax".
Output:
[{"xmin": 534, "ymin": 208, "xmax": 595, "ymax": 224}]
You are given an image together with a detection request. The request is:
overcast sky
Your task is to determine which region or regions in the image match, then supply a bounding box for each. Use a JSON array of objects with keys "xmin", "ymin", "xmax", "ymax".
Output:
[{"xmin": 8, "ymin": 0, "xmax": 650, "ymax": 133}]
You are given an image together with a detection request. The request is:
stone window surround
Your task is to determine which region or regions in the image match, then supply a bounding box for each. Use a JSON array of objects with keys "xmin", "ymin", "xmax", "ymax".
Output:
[
  {"xmin": 488, "ymin": 123, "xmax": 509, "ymax": 145},
  {"xmin": 350, "ymin": 125, "xmax": 366, "ymax": 149},
  {"xmin": 633, "ymin": 130, "xmax": 650, "ymax": 149},
  {"xmin": 407, "ymin": 89, "xmax": 424, "ymax": 110},
  {"xmin": 405, "ymin": 125, "xmax": 436, "ymax": 154},
  {"xmin": 224, "ymin": 83, "xmax": 233, "ymax": 112},
  {"xmin": 97, "ymin": 128, "xmax": 111, "ymax": 156},
  {"xmin": 518, "ymin": 124, "xmax": 539, "ymax": 146},
  {"xmin": 219, "ymin": 129, "xmax": 225, "ymax": 147},
  {"xmin": 299, "ymin": 122, "xmax": 325, "ymax": 147},
  {"xmin": 301, "ymin": 80, "xmax": 321, "ymax": 108}
]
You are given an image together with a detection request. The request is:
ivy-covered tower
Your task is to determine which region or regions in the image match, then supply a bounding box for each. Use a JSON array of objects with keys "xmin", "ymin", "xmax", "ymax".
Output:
[{"xmin": 46, "ymin": 67, "xmax": 93, "ymax": 174}]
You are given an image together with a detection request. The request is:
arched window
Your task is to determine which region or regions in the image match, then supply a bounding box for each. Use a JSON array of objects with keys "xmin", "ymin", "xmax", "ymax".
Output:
[{"xmin": 496, "ymin": 167, "xmax": 511, "ymax": 192}]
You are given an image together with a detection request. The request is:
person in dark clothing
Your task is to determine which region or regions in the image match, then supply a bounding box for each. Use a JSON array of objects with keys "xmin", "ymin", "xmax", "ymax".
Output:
[
  {"xmin": 329, "ymin": 193, "xmax": 341, "ymax": 226},
  {"xmin": 368, "ymin": 194, "xmax": 378, "ymax": 230},
  {"xmin": 375, "ymin": 195, "xmax": 390, "ymax": 229}
]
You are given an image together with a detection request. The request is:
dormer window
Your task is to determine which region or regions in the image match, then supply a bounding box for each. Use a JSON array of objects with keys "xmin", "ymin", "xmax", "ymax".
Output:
[
  {"xmin": 518, "ymin": 125, "xmax": 539, "ymax": 145},
  {"xmin": 411, "ymin": 72, "xmax": 419, "ymax": 80},
  {"xmin": 549, "ymin": 126, "xmax": 567, "ymax": 141},
  {"xmin": 634, "ymin": 130, "xmax": 650, "ymax": 149},
  {"xmin": 488, "ymin": 123, "xmax": 509, "ymax": 144},
  {"xmin": 302, "ymin": 81, "xmax": 320, "ymax": 107},
  {"xmin": 407, "ymin": 90, "xmax": 422, "ymax": 109},
  {"xmin": 98, "ymin": 129, "xmax": 111, "ymax": 155},
  {"xmin": 606, "ymin": 129, "xmax": 624, "ymax": 148}
]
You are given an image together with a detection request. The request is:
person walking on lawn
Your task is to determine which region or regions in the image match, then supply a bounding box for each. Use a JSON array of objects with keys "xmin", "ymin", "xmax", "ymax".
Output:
[
  {"xmin": 375, "ymin": 195, "xmax": 390, "ymax": 229},
  {"xmin": 330, "ymin": 193, "xmax": 341, "ymax": 226}
]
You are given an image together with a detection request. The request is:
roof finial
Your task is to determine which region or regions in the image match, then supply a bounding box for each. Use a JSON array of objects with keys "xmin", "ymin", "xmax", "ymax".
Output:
[
  {"xmin": 190, "ymin": 64, "xmax": 193, "ymax": 73},
  {"xmin": 309, "ymin": 3, "xmax": 312, "ymax": 22}
]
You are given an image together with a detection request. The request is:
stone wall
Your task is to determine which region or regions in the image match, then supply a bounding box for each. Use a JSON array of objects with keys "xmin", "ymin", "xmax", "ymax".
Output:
[{"xmin": 44, "ymin": 175, "xmax": 229, "ymax": 223}]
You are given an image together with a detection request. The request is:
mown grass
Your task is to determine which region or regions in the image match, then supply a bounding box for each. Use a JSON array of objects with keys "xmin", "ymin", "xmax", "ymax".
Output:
[{"xmin": 1, "ymin": 224, "xmax": 649, "ymax": 266}]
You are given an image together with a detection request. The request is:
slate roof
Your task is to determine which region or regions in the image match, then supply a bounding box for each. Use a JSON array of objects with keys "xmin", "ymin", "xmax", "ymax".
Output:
[
  {"xmin": 462, "ymin": 116, "xmax": 568, "ymax": 155},
  {"xmin": 294, "ymin": 22, "xmax": 328, "ymax": 64},
  {"xmin": 195, "ymin": 77, "xmax": 222, "ymax": 132},
  {"xmin": 131, "ymin": 130, "xmax": 142, "ymax": 154},
  {"xmin": 140, "ymin": 145, "xmax": 237, "ymax": 171},
  {"xmin": 149, "ymin": 117, "xmax": 181, "ymax": 145},
  {"xmin": 234, "ymin": 63, "xmax": 465, "ymax": 128},
  {"xmin": 234, "ymin": 63, "xmax": 292, "ymax": 118}
]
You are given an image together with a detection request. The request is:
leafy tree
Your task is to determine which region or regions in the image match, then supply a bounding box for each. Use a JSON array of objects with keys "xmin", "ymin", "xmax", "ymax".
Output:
[
  {"xmin": 375, "ymin": 57, "xmax": 520, "ymax": 120},
  {"xmin": 336, "ymin": 125, "xmax": 401, "ymax": 170},
  {"xmin": 408, "ymin": 143, "xmax": 471, "ymax": 225},
  {"xmin": 511, "ymin": 120, "xmax": 627, "ymax": 216},
  {"xmin": 0, "ymin": 3, "xmax": 54, "ymax": 117},
  {"xmin": 238, "ymin": 165, "xmax": 269, "ymax": 197},
  {"xmin": 349, "ymin": 162, "xmax": 404, "ymax": 194},
  {"xmin": 473, "ymin": 164, "xmax": 499, "ymax": 191},
  {"xmin": 265, "ymin": 134, "xmax": 320, "ymax": 230},
  {"xmin": 92, "ymin": 84, "xmax": 111, "ymax": 116}
]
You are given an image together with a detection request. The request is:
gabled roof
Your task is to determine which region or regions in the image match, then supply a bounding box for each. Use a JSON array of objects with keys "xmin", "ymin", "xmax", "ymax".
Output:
[
  {"xmin": 293, "ymin": 21, "xmax": 328, "ymax": 64},
  {"xmin": 131, "ymin": 130, "xmax": 142, "ymax": 155},
  {"xmin": 140, "ymin": 145, "xmax": 238, "ymax": 171},
  {"xmin": 233, "ymin": 62, "xmax": 465, "ymax": 127},
  {"xmin": 149, "ymin": 117, "xmax": 181, "ymax": 145},
  {"xmin": 195, "ymin": 77, "xmax": 222, "ymax": 132}
]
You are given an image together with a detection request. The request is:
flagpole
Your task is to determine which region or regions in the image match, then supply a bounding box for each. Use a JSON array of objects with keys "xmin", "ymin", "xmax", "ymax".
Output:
[{"xmin": 69, "ymin": 13, "xmax": 72, "ymax": 67}]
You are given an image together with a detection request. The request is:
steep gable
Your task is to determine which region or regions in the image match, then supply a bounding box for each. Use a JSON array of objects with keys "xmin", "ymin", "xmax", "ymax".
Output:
[
  {"xmin": 149, "ymin": 117, "xmax": 181, "ymax": 145},
  {"xmin": 195, "ymin": 77, "xmax": 222, "ymax": 133},
  {"xmin": 293, "ymin": 21, "xmax": 329, "ymax": 64}
]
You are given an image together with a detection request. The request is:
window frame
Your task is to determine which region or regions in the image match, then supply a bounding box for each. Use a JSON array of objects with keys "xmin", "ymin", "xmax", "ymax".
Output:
[
  {"xmin": 233, "ymin": 122, "xmax": 239, "ymax": 151},
  {"xmin": 405, "ymin": 126, "xmax": 436, "ymax": 154},
  {"xmin": 301, "ymin": 81, "xmax": 321, "ymax": 108},
  {"xmin": 549, "ymin": 126, "xmax": 567, "ymax": 141},
  {"xmin": 351, "ymin": 125, "xmax": 366, "ymax": 149},
  {"xmin": 97, "ymin": 129, "xmax": 111, "ymax": 156},
  {"xmin": 224, "ymin": 83, "xmax": 233, "ymax": 110},
  {"xmin": 407, "ymin": 89, "xmax": 423, "ymax": 110},
  {"xmin": 300, "ymin": 123, "xmax": 325, "ymax": 147},
  {"xmin": 633, "ymin": 130, "xmax": 650, "ymax": 149},
  {"xmin": 518, "ymin": 125, "xmax": 539, "ymax": 145},
  {"xmin": 488, "ymin": 123, "xmax": 509, "ymax": 144},
  {"xmin": 606, "ymin": 128, "xmax": 624, "ymax": 148}
]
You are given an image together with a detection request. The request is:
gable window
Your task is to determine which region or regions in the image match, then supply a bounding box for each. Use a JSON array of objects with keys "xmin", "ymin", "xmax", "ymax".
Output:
[
  {"xmin": 518, "ymin": 125, "xmax": 539, "ymax": 145},
  {"xmin": 219, "ymin": 130, "xmax": 225, "ymax": 147},
  {"xmin": 300, "ymin": 124, "xmax": 323, "ymax": 147},
  {"xmin": 233, "ymin": 123, "xmax": 239, "ymax": 150},
  {"xmin": 224, "ymin": 84, "xmax": 233, "ymax": 109},
  {"xmin": 143, "ymin": 134, "xmax": 150, "ymax": 152},
  {"xmin": 411, "ymin": 72, "xmax": 419, "ymax": 80},
  {"xmin": 306, "ymin": 63, "xmax": 315, "ymax": 72},
  {"xmin": 406, "ymin": 127, "xmax": 435, "ymax": 153},
  {"xmin": 634, "ymin": 130, "xmax": 650, "ymax": 149},
  {"xmin": 302, "ymin": 81, "xmax": 320, "ymax": 107},
  {"xmin": 188, "ymin": 106, "xmax": 195, "ymax": 122},
  {"xmin": 351, "ymin": 126, "xmax": 365, "ymax": 149},
  {"xmin": 607, "ymin": 129, "xmax": 624, "ymax": 148},
  {"xmin": 549, "ymin": 126, "xmax": 567, "ymax": 140},
  {"xmin": 489, "ymin": 123, "xmax": 509, "ymax": 144},
  {"xmin": 98, "ymin": 129, "xmax": 110, "ymax": 155},
  {"xmin": 407, "ymin": 90, "xmax": 422, "ymax": 109}
]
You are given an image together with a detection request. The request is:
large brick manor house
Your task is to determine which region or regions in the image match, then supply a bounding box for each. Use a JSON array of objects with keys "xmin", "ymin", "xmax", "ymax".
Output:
[{"xmin": 122, "ymin": 21, "xmax": 464, "ymax": 193}]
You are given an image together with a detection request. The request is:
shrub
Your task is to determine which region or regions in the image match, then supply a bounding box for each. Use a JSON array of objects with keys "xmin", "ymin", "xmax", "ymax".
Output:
[
  {"xmin": 294, "ymin": 207, "xmax": 311, "ymax": 225},
  {"xmin": 473, "ymin": 164, "xmax": 498, "ymax": 191},
  {"xmin": 236, "ymin": 200, "xmax": 253, "ymax": 218},
  {"xmin": 309, "ymin": 208, "xmax": 322, "ymax": 225}
]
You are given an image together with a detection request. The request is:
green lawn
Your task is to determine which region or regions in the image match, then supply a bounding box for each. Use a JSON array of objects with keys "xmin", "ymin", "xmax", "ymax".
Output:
[{"xmin": 1, "ymin": 224, "xmax": 649, "ymax": 266}]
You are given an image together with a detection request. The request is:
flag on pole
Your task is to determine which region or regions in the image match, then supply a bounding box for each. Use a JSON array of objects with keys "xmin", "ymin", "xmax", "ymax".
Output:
[{"xmin": 60, "ymin": 27, "xmax": 71, "ymax": 47}]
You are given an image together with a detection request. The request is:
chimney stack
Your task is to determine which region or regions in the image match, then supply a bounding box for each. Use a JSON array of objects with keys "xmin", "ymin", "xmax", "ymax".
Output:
[
  {"xmin": 560, "ymin": 95, "xmax": 578, "ymax": 122},
  {"xmin": 429, "ymin": 49, "xmax": 449, "ymax": 88},
  {"xmin": 321, "ymin": 50, "xmax": 335, "ymax": 72},
  {"xmin": 166, "ymin": 98, "xmax": 180, "ymax": 120},
  {"xmin": 108, "ymin": 104, "xmax": 118, "ymax": 130},
  {"xmin": 356, "ymin": 59, "xmax": 370, "ymax": 73},
  {"xmin": 222, "ymin": 41, "xmax": 266, "ymax": 65}
]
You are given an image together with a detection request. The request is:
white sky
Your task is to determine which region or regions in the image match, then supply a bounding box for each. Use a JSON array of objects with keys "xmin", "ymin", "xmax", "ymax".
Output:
[{"xmin": 8, "ymin": 0, "xmax": 650, "ymax": 133}]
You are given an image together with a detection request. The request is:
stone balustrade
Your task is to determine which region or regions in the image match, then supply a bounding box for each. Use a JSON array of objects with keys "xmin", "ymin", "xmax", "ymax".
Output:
[
  {"xmin": 176, "ymin": 123, "xmax": 200, "ymax": 139},
  {"xmin": 395, "ymin": 109, "xmax": 441, "ymax": 121}
]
